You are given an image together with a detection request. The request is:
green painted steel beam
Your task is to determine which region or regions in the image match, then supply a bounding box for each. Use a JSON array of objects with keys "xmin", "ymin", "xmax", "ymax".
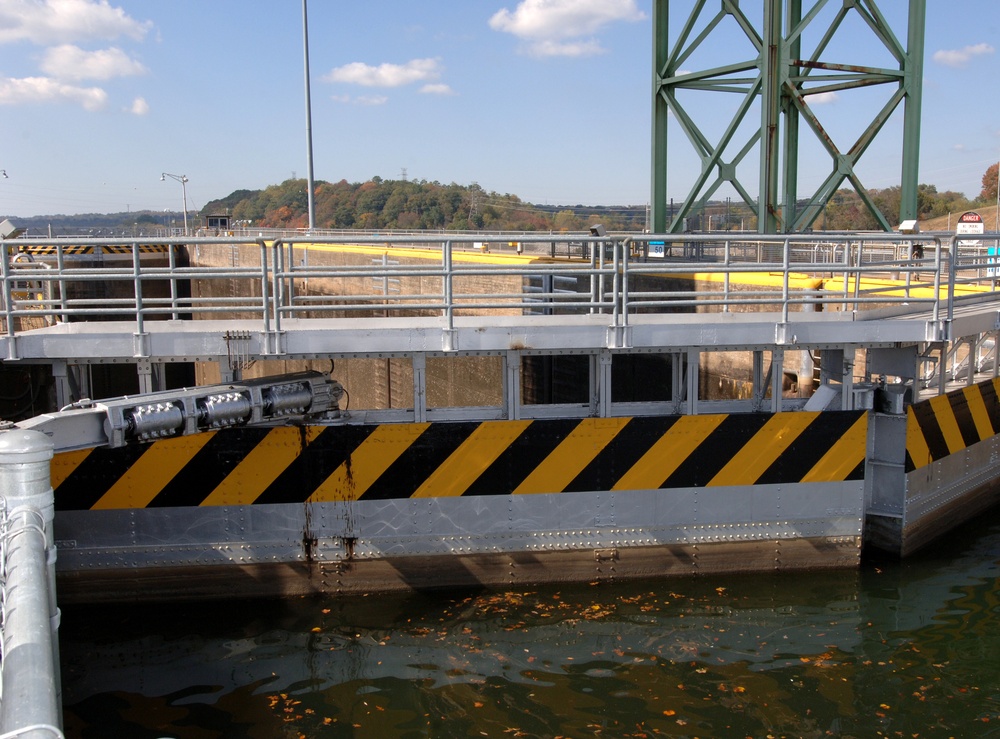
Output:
[{"xmin": 650, "ymin": 0, "xmax": 926, "ymax": 234}]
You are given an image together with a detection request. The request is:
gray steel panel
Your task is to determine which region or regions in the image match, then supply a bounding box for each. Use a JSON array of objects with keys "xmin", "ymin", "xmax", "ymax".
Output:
[
  {"xmin": 905, "ymin": 435, "xmax": 1000, "ymax": 525},
  {"xmin": 4, "ymin": 308, "xmax": 944, "ymax": 363},
  {"xmin": 54, "ymin": 482, "xmax": 864, "ymax": 575}
]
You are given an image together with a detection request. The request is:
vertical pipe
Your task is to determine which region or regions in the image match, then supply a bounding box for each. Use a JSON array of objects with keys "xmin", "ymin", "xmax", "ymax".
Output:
[
  {"xmin": 132, "ymin": 242, "xmax": 144, "ymax": 336},
  {"xmin": 781, "ymin": 238, "xmax": 791, "ymax": 323},
  {"xmin": 259, "ymin": 240, "xmax": 271, "ymax": 342},
  {"xmin": 55, "ymin": 245, "xmax": 68, "ymax": 324},
  {"xmin": 275, "ymin": 240, "xmax": 285, "ymax": 333},
  {"xmin": 168, "ymin": 243, "xmax": 179, "ymax": 320},
  {"xmin": 723, "ymin": 239, "xmax": 731, "ymax": 312},
  {"xmin": 1, "ymin": 242, "xmax": 15, "ymax": 344},
  {"xmin": 302, "ymin": 0, "xmax": 316, "ymax": 232},
  {"xmin": 443, "ymin": 241, "xmax": 453, "ymax": 331},
  {"xmin": 0, "ymin": 429, "xmax": 61, "ymax": 739}
]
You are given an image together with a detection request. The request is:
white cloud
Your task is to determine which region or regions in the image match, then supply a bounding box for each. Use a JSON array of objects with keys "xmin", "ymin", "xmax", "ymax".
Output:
[
  {"xmin": 420, "ymin": 83, "xmax": 455, "ymax": 95},
  {"xmin": 807, "ymin": 91, "xmax": 838, "ymax": 105},
  {"xmin": 932, "ymin": 43, "xmax": 994, "ymax": 68},
  {"xmin": 0, "ymin": 0, "xmax": 151, "ymax": 45},
  {"xmin": 325, "ymin": 58, "xmax": 443, "ymax": 88},
  {"xmin": 490, "ymin": 0, "xmax": 644, "ymax": 56},
  {"xmin": 41, "ymin": 44, "xmax": 146, "ymax": 80},
  {"xmin": 529, "ymin": 39, "xmax": 604, "ymax": 58},
  {"xmin": 128, "ymin": 95, "xmax": 148, "ymax": 115},
  {"xmin": 0, "ymin": 75, "xmax": 107, "ymax": 109},
  {"xmin": 331, "ymin": 94, "xmax": 389, "ymax": 106}
]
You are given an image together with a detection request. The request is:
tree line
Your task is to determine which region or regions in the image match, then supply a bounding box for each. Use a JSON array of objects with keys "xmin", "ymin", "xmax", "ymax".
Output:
[
  {"xmin": 202, "ymin": 178, "xmax": 648, "ymax": 233},
  {"xmin": 201, "ymin": 164, "xmax": 998, "ymax": 234}
]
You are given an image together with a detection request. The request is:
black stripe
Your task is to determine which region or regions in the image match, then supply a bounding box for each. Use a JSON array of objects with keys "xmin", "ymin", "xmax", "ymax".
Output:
[
  {"xmin": 255, "ymin": 425, "xmax": 379, "ymax": 505},
  {"xmin": 979, "ymin": 380, "xmax": 1000, "ymax": 435},
  {"xmin": 565, "ymin": 416, "xmax": 681, "ymax": 492},
  {"xmin": 662, "ymin": 414, "xmax": 771, "ymax": 488},
  {"xmin": 846, "ymin": 457, "xmax": 866, "ymax": 481},
  {"xmin": 147, "ymin": 428, "xmax": 271, "ymax": 508},
  {"xmin": 910, "ymin": 399, "xmax": 950, "ymax": 462},
  {"xmin": 947, "ymin": 389, "xmax": 981, "ymax": 448},
  {"xmin": 756, "ymin": 411, "xmax": 864, "ymax": 485},
  {"xmin": 463, "ymin": 419, "xmax": 582, "ymax": 496},
  {"xmin": 54, "ymin": 444, "xmax": 150, "ymax": 511},
  {"xmin": 904, "ymin": 449, "xmax": 916, "ymax": 474},
  {"xmin": 360, "ymin": 422, "xmax": 480, "ymax": 501}
]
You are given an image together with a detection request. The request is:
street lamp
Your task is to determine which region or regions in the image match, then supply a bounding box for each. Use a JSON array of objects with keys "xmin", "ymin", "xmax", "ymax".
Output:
[{"xmin": 160, "ymin": 172, "xmax": 189, "ymax": 236}]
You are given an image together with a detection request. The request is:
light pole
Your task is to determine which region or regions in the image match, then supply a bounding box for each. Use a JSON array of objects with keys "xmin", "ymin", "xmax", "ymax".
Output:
[
  {"xmin": 302, "ymin": 0, "xmax": 316, "ymax": 231},
  {"xmin": 160, "ymin": 172, "xmax": 189, "ymax": 236},
  {"xmin": 995, "ymin": 156, "xmax": 999, "ymax": 234}
]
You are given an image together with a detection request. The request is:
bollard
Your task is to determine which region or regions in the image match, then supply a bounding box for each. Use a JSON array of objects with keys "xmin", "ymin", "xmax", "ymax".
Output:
[{"xmin": 0, "ymin": 429, "xmax": 62, "ymax": 739}]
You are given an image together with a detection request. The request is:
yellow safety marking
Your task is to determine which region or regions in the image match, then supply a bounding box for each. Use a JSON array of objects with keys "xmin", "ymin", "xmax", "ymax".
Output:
[
  {"xmin": 613, "ymin": 415, "xmax": 728, "ymax": 491},
  {"xmin": 308, "ymin": 423, "xmax": 431, "ymax": 503},
  {"xmin": 50, "ymin": 448, "xmax": 93, "ymax": 490},
  {"xmin": 513, "ymin": 418, "xmax": 630, "ymax": 495},
  {"xmin": 91, "ymin": 432, "xmax": 217, "ymax": 510},
  {"xmin": 963, "ymin": 385, "xmax": 995, "ymax": 443},
  {"xmin": 801, "ymin": 414, "xmax": 869, "ymax": 483},
  {"xmin": 905, "ymin": 406, "xmax": 933, "ymax": 470},
  {"xmin": 928, "ymin": 393, "xmax": 965, "ymax": 455},
  {"xmin": 412, "ymin": 420, "xmax": 533, "ymax": 498},
  {"xmin": 294, "ymin": 242, "xmax": 540, "ymax": 266},
  {"xmin": 201, "ymin": 426, "xmax": 324, "ymax": 507},
  {"xmin": 709, "ymin": 412, "xmax": 819, "ymax": 487}
]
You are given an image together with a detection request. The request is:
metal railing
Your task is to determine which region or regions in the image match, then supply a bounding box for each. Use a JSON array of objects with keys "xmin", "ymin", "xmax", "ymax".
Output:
[
  {"xmin": 0, "ymin": 431, "xmax": 62, "ymax": 739},
  {"xmin": 2, "ymin": 231, "xmax": 999, "ymax": 344}
]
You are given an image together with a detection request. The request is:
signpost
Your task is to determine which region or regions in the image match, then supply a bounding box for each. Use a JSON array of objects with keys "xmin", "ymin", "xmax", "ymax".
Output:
[{"xmin": 956, "ymin": 211, "xmax": 989, "ymax": 277}]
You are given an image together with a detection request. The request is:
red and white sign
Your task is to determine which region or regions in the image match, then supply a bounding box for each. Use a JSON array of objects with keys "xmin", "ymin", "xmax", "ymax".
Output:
[{"xmin": 957, "ymin": 211, "xmax": 984, "ymax": 247}]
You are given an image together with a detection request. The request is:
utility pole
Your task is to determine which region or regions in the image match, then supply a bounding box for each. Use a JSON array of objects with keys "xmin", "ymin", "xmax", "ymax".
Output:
[{"xmin": 302, "ymin": 0, "xmax": 316, "ymax": 232}]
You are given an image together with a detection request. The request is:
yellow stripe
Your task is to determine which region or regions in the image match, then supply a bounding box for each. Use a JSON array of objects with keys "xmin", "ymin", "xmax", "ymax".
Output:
[
  {"xmin": 801, "ymin": 414, "xmax": 868, "ymax": 483},
  {"xmin": 413, "ymin": 420, "xmax": 532, "ymax": 498},
  {"xmin": 91, "ymin": 433, "xmax": 217, "ymax": 510},
  {"xmin": 928, "ymin": 393, "xmax": 965, "ymax": 455},
  {"xmin": 50, "ymin": 449, "xmax": 93, "ymax": 490},
  {"xmin": 613, "ymin": 415, "xmax": 727, "ymax": 490},
  {"xmin": 709, "ymin": 412, "xmax": 819, "ymax": 487},
  {"xmin": 201, "ymin": 426, "xmax": 324, "ymax": 507},
  {"xmin": 963, "ymin": 385, "xmax": 994, "ymax": 443},
  {"xmin": 513, "ymin": 418, "xmax": 629, "ymax": 495},
  {"xmin": 906, "ymin": 406, "xmax": 933, "ymax": 470},
  {"xmin": 308, "ymin": 423, "xmax": 431, "ymax": 503}
]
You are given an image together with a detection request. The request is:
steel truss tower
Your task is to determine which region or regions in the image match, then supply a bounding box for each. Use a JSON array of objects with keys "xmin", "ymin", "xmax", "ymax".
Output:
[{"xmin": 651, "ymin": 0, "xmax": 925, "ymax": 234}]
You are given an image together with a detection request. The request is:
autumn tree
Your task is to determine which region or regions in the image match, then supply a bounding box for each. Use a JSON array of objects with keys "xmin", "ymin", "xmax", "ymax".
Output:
[{"xmin": 981, "ymin": 162, "xmax": 999, "ymax": 204}]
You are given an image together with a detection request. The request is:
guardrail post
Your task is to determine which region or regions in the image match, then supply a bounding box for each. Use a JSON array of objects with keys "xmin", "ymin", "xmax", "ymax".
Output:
[
  {"xmin": 1, "ymin": 242, "xmax": 17, "ymax": 356},
  {"xmin": 0, "ymin": 428, "xmax": 61, "ymax": 739}
]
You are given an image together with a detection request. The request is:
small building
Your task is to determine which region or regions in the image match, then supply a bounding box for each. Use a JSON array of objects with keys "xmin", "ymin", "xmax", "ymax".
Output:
[{"xmin": 203, "ymin": 213, "xmax": 231, "ymax": 232}]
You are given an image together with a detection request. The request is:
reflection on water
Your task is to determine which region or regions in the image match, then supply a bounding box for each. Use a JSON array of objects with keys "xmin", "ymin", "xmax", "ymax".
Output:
[{"xmin": 62, "ymin": 514, "xmax": 1000, "ymax": 738}]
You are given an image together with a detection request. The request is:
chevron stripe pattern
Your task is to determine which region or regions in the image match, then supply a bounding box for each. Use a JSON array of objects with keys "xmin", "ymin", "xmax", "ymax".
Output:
[
  {"xmin": 51, "ymin": 411, "xmax": 868, "ymax": 511},
  {"xmin": 906, "ymin": 378, "xmax": 1000, "ymax": 472},
  {"xmin": 20, "ymin": 244, "xmax": 169, "ymax": 255}
]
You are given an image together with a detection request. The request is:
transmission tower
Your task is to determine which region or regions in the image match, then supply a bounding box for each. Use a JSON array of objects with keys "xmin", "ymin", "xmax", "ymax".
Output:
[{"xmin": 651, "ymin": 0, "xmax": 925, "ymax": 234}]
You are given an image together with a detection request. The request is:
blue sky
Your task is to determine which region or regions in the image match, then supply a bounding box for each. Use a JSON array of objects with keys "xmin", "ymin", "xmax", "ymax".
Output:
[{"xmin": 0, "ymin": 0, "xmax": 998, "ymax": 218}]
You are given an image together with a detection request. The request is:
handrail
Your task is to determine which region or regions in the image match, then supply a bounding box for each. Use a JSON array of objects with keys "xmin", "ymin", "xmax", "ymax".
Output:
[{"xmin": 1, "ymin": 232, "xmax": 990, "ymax": 347}]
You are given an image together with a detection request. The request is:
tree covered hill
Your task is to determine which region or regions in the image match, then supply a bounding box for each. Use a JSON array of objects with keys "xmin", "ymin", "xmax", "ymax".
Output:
[
  {"xmin": 7, "ymin": 163, "xmax": 997, "ymax": 235},
  {"xmin": 201, "ymin": 177, "xmax": 648, "ymax": 233}
]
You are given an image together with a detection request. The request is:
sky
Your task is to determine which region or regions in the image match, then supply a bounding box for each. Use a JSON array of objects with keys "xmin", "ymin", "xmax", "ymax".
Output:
[{"xmin": 0, "ymin": 0, "xmax": 998, "ymax": 219}]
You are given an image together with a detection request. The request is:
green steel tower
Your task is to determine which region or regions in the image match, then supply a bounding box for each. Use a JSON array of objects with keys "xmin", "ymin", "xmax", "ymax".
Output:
[{"xmin": 651, "ymin": 0, "xmax": 925, "ymax": 234}]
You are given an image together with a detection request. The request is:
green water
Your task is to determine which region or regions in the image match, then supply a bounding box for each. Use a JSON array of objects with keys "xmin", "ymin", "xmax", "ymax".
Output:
[{"xmin": 61, "ymin": 515, "xmax": 1000, "ymax": 738}]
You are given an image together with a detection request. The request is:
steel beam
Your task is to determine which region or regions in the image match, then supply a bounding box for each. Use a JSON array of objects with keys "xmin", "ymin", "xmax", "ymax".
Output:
[{"xmin": 651, "ymin": 0, "xmax": 926, "ymax": 234}]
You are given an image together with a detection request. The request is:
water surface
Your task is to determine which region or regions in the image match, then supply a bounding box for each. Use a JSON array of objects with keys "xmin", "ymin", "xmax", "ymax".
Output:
[{"xmin": 61, "ymin": 514, "xmax": 1000, "ymax": 738}]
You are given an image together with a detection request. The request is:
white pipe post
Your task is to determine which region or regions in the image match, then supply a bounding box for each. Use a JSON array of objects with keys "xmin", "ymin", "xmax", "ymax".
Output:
[{"xmin": 0, "ymin": 429, "xmax": 61, "ymax": 739}]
